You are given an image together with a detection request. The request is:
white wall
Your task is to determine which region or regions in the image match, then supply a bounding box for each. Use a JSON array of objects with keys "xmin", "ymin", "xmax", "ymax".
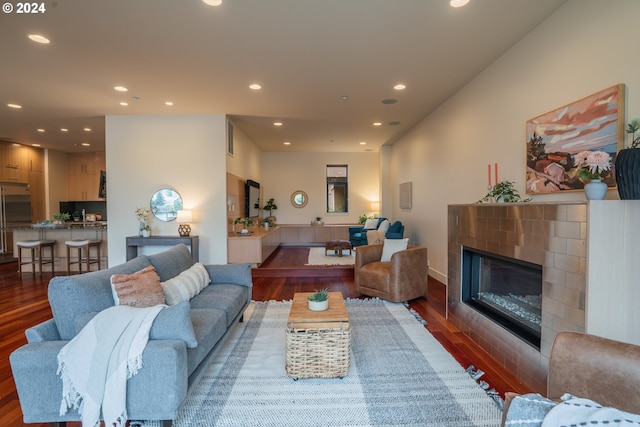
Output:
[
  {"xmin": 261, "ymin": 152, "xmax": 380, "ymax": 224},
  {"xmin": 105, "ymin": 114, "xmax": 228, "ymax": 265},
  {"xmin": 226, "ymin": 119, "xmax": 262, "ymax": 184},
  {"xmin": 390, "ymin": 0, "xmax": 640, "ymax": 283}
]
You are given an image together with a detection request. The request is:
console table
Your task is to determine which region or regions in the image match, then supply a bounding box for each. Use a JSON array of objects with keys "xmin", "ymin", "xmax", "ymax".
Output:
[{"xmin": 126, "ymin": 235, "xmax": 199, "ymax": 261}]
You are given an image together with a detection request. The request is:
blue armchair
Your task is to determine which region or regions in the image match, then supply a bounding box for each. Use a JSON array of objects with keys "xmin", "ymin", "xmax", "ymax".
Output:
[{"xmin": 348, "ymin": 218, "xmax": 404, "ymax": 246}]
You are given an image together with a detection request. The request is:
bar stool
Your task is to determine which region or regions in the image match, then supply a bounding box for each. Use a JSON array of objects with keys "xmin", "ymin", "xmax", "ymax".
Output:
[
  {"xmin": 65, "ymin": 239, "xmax": 101, "ymax": 274},
  {"xmin": 16, "ymin": 240, "xmax": 56, "ymax": 275}
]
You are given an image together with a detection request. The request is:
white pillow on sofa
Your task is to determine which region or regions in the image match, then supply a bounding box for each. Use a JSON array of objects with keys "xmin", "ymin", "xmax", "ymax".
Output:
[
  {"xmin": 161, "ymin": 263, "xmax": 210, "ymax": 305},
  {"xmin": 363, "ymin": 218, "xmax": 379, "ymax": 230},
  {"xmin": 380, "ymin": 238, "xmax": 409, "ymax": 262}
]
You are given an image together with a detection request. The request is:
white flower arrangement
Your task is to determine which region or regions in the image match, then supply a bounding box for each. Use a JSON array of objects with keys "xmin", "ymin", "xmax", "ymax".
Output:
[{"xmin": 135, "ymin": 207, "xmax": 150, "ymax": 222}]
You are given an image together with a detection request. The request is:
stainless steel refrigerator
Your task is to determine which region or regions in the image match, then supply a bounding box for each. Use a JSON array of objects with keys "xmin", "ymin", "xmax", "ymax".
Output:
[{"xmin": 0, "ymin": 183, "xmax": 32, "ymax": 254}]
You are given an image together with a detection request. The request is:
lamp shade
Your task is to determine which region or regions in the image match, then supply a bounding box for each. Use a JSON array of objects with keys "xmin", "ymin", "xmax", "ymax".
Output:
[{"xmin": 176, "ymin": 210, "xmax": 193, "ymax": 223}]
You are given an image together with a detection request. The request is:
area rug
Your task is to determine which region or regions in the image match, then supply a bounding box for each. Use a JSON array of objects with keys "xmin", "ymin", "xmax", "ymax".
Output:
[
  {"xmin": 139, "ymin": 299, "xmax": 502, "ymax": 427},
  {"xmin": 306, "ymin": 246, "xmax": 355, "ymax": 265}
]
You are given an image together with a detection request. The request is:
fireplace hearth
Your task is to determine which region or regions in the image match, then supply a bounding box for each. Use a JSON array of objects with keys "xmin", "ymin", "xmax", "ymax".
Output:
[{"xmin": 461, "ymin": 247, "xmax": 542, "ymax": 348}]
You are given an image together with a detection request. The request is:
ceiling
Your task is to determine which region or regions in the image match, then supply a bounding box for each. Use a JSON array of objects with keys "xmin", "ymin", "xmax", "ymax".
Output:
[{"xmin": 0, "ymin": 0, "xmax": 566, "ymax": 154}]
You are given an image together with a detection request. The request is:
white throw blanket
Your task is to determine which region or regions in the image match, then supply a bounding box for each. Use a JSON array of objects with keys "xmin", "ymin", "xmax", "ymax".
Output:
[{"xmin": 57, "ymin": 304, "xmax": 164, "ymax": 427}]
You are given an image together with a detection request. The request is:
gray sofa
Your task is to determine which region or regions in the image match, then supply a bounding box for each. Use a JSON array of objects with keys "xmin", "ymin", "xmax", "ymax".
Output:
[{"xmin": 10, "ymin": 244, "xmax": 252, "ymax": 427}]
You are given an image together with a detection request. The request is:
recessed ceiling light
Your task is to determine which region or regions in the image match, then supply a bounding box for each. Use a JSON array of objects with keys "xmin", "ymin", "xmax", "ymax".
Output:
[
  {"xmin": 389, "ymin": 121, "xmax": 401, "ymax": 126},
  {"xmin": 450, "ymin": 0, "xmax": 470, "ymax": 7},
  {"xmin": 341, "ymin": 95, "xmax": 348, "ymax": 100},
  {"xmin": 37, "ymin": 128, "xmax": 45, "ymax": 132},
  {"xmin": 60, "ymin": 128, "xmax": 68, "ymax": 132},
  {"xmin": 394, "ymin": 84, "xmax": 406, "ymax": 90},
  {"xmin": 382, "ymin": 99, "xmax": 398, "ymax": 105},
  {"xmin": 114, "ymin": 86, "xmax": 128, "ymax": 92},
  {"xmin": 249, "ymin": 83, "xmax": 262, "ymax": 90},
  {"xmin": 373, "ymin": 122, "xmax": 382, "ymax": 126},
  {"xmin": 273, "ymin": 122, "xmax": 283, "ymax": 126},
  {"xmin": 359, "ymin": 142, "xmax": 366, "ymax": 145},
  {"xmin": 81, "ymin": 142, "xmax": 91, "ymax": 147},
  {"xmin": 84, "ymin": 128, "xmax": 91, "ymax": 132},
  {"xmin": 202, "ymin": 0, "xmax": 222, "ymax": 5},
  {"xmin": 120, "ymin": 102, "xmax": 128, "ymax": 106},
  {"xmin": 28, "ymin": 34, "xmax": 50, "ymax": 44},
  {"xmin": 7, "ymin": 103, "xmax": 22, "ymax": 109},
  {"xmin": 165, "ymin": 101, "xmax": 174, "ymax": 106},
  {"xmin": 283, "ymin": 142, "xmax": 291, "ymax": 145},
  {"xmin": 32, "ymin": 143, "xmax": 41, "ymax": 147}
]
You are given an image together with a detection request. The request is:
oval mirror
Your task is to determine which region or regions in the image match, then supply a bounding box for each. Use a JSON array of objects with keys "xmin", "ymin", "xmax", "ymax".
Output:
[
  {"xmin": 150, "ymin": 188, "xmax": 183, "ymax": 221},
  {"xmin": 291, "ymin": 190, "xmax": 308, "ymax": 208}
]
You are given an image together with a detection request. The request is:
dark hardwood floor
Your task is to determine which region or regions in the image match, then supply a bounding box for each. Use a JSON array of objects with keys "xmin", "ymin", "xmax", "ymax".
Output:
[{"xmin": 0, "ymin": 246, "xmax": 532, "ymax": 427}]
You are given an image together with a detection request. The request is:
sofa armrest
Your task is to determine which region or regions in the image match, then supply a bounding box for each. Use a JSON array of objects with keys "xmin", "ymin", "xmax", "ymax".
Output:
[
  {"xmin": 205, "ymin": 263, "xmax": 252, "ymax": 287},
  {"xmin": 10, "ymin": 339, "xmax": 188, "ymax": 423},
  {"xmin": 25, "ymin": 318, "xmax": 61, "ymax": 343}
]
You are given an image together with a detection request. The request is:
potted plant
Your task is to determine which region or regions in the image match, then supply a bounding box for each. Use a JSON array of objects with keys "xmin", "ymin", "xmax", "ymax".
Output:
[
  {"xmin": 615, "ymin": 118, "xmax": 640, "ymax": 199},
  {"xmin": 307, "ymin": 288, "xmax": 329, "ymax": 311},
  {"xmin": 573, "ymin": 150, "xmax": 612, "ymax": 200},
  {"xmin": 312, "ymin": 216, "xmax": 324, "ymax": 226},
  {"xmin": 141, "ymin": 224, "xmax": 151, "ymax": 237},
  {"xmin": 52, "ymin": 212, "xmax": 70, "ymax": 224},
  {"xmin": 358, "ymin": 214, "xmax": 372, "ymax": 224},
  {"xmin": 262, "ymin": 198, "xmax": 278, "ymax": 223},
  {"xmin": 478, "ymin": 180, "xmax": 531, "ymax": 203},
  {"xmin": 72, "ymin": 211, "xmax": 82, "ymax": 222},
  {"xmin": 234, "ymin": 217, "xmax": 254, "ymax": 234}
]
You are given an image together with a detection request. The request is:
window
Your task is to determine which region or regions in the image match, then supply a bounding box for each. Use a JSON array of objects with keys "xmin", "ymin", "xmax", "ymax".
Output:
[{"xmin": 326, "ymin": 165, "xmax": 348, "ymax": 213}]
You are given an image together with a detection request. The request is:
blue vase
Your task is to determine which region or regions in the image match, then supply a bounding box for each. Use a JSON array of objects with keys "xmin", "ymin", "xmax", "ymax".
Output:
[{"xmin": 584, "ymin": 179, "xmax": 607, "ymax": 200}]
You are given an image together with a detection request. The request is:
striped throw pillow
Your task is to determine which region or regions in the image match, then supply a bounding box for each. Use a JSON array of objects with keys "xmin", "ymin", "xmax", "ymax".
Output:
[{"xmin": 161, "ymin": 263, "xmax": 211, "ymax": 305}]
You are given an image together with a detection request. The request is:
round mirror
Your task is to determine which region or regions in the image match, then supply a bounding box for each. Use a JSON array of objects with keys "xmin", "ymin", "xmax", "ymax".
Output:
[
  {"xmin": 150, "ymin": 188, "xmax": 183, "ymax": 221},
  {"xmin": 291, "ymin": 190, "xmax": 308, "ymax": 208}
]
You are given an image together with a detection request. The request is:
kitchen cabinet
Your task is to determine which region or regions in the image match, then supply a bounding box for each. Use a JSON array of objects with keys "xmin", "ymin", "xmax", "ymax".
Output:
[
  {"xmin": 67, "ymin": 152, "xmax": 106, "ymax": 201},
  {"xmin": 28, "ymin": 147, "xmax": 46, "ymax": 222},
  {"xmin": 0, "ymin": 143, "xmax": 29, "ymax": 183}
]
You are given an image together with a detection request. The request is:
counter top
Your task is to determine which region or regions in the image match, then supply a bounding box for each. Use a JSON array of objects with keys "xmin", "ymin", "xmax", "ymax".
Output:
[{"xmin": 5, "ymin": 222, "xmax": 108, "ymax": 230}]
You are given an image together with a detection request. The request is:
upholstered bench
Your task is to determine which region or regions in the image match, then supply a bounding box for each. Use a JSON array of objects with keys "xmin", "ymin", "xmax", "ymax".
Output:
[{"xmin": 325, "ymin": 240, "xmax": 352, "ymax": 257}]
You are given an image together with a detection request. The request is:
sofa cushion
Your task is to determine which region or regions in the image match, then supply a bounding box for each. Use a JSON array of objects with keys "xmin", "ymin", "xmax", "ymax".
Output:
[
  {"xmin": 359, "ymin": 262, "xmax": 391, "ymax": 292},
  {"xmin": 363, "ymin": 218, "xmax": 378, "ymax": 229},
  {"xmin": 190, "ymin": 284, "xmax": 249, "ymax": 327},
  {"xmin": 73, "ymin": 301, "xmax": 198, "ymax": 348},
  {"xmin": 48, "ymin": 255, "xmax": 152, "ymax": 340},
  {"xmin": 187, "ymin": 308, "xmax": 227, "ymax": 374},
  {"xmin": 378, "ymin": 219, "xmax": 390, "ymax": 233},
  {"xmin": 161, "ymin": 263, "xmax": 210, "ymax": 305},
  {"xmin": 146, "ymin": 243, "xmax": 194, "ymax": 281},
  {"xmin": 380, "ymin": 238, "xmax": 409, "ymax": 262},
  {"xmin": 111, "ymin": 265, "xmax": 165, "ymax": 307}
]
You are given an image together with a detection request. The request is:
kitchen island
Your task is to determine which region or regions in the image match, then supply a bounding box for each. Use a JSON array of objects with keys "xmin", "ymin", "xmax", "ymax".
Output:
[{"xmin": 10, "ymin": 223, "xmax": 107, "ymax": 273}]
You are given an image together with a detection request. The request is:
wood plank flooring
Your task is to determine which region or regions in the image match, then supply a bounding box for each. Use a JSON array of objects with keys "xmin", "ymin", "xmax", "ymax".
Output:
[{"xmin": 0, "ymin": 246, "xmax": 532, "ymax": 427}]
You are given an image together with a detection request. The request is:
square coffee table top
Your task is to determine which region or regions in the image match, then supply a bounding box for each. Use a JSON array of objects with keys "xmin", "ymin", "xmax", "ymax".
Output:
[{"xmin": 288, "ymin": 292, "xmax": 349, "ymax": 329}]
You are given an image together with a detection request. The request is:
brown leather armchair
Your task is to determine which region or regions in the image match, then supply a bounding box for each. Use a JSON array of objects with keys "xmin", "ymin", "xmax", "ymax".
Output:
[
  {"xmin": 501, "ymin": 331, "xmax": 640, "ymax": 425},
  {"xmin": 355, "ymin": 244, "xmax": 428, "ymax": 302}
]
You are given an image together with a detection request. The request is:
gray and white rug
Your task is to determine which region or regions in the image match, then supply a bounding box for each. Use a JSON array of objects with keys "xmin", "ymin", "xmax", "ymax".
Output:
[{"xmin": 140, "ymin": 299, "xmax": 502, "ymax": 426}]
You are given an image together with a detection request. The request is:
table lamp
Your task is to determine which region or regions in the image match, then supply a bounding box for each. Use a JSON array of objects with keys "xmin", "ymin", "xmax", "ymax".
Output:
[{"xmin": 176, "ymin": 210, "xmax": 193, "ymax": 237}]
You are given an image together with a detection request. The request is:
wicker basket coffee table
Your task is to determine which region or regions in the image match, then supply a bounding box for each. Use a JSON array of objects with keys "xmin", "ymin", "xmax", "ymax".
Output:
[{"xmin": 286, "ymin": 292, "xmax": 351, "ymax": 379}]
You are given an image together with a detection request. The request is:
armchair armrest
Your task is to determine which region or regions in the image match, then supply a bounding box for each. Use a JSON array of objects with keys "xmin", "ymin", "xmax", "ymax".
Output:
[
  {"xmin": 26, "ymin": 318, "xmax": 61, "ymax": 343},
  {"xmin": 388, "ymin": 246, "xmax": 428, "ymax": 300},
  {"xmin": 348, "ymin": 226, "xmax": 364, "ymax": 237}
]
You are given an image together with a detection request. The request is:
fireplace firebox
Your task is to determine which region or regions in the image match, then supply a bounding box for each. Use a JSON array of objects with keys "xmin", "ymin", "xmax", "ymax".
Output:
[{"xmin": 461, "ymin": 247, "xmax": 542, "ymax": 349}]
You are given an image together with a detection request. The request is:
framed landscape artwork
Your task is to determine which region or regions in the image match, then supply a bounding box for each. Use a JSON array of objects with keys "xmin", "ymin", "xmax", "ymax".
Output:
[{"xmin": 526, "ymin": 84, "xmax": 625, "ymax": 194}]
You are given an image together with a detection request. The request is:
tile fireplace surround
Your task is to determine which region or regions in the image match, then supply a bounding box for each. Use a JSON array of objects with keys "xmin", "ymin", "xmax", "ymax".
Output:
[{"xmin": 448, "ymin": 201, "xmax": 640, "ymax": 392}]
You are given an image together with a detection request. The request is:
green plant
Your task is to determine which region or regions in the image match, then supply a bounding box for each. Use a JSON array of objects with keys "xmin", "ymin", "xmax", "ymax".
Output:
[
  {"xmin": 478, "ymin": 180, "xmax": 532, "ymax": 203},
  {"xmin": 53, "ymin": 212, "xmax": 70, "ymax": 221},
  {"xmin": 72, "ymin": 211, "xmax": 81, "ymax": 220},
  {"xmin": 627, "ymin": 118, "xmax": 640, "ymax": 149},
  {"xmin": 358, "ymin": 214, "xmax": 372, "ymax": 224},
  {"xmin": 307, "ymin": 288, "xmax": 329, "ymax": 302},
  {"xmin": 262, "ymin": 198, "xmax": 278, "ymax": 216},
  {"xmin": 234, "ymin": 217, "xmax": 254, "ymax": 227},
  {"xmin": 141, "ymin": 224, "xmax": 151, "ymax": 231},
  {"xmin": 315, "ymin": 216, "xmax": 322, "ymax": 222},
  {"xmin": 262, "ymin": 217, "xmax": 275, "ymax": 227}
]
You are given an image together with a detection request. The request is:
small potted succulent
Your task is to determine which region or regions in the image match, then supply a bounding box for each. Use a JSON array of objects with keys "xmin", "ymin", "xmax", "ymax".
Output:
[
  {"xmin": 307, "ymin": 288, "xmax": 329, "ymax": 311},
  {"xmin": 234, "ymin": 217, "xmax": 254, "ymax": 234}
]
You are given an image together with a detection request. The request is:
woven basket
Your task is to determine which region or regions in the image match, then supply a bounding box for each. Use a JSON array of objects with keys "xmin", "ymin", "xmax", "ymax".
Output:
[
  {"xmin": 615, "ymin": 148, "xmax": 640, "ymax": 199},
  {"xmin": 285, "ymin": 326, "xmax": 351, "ymax": 379}
]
